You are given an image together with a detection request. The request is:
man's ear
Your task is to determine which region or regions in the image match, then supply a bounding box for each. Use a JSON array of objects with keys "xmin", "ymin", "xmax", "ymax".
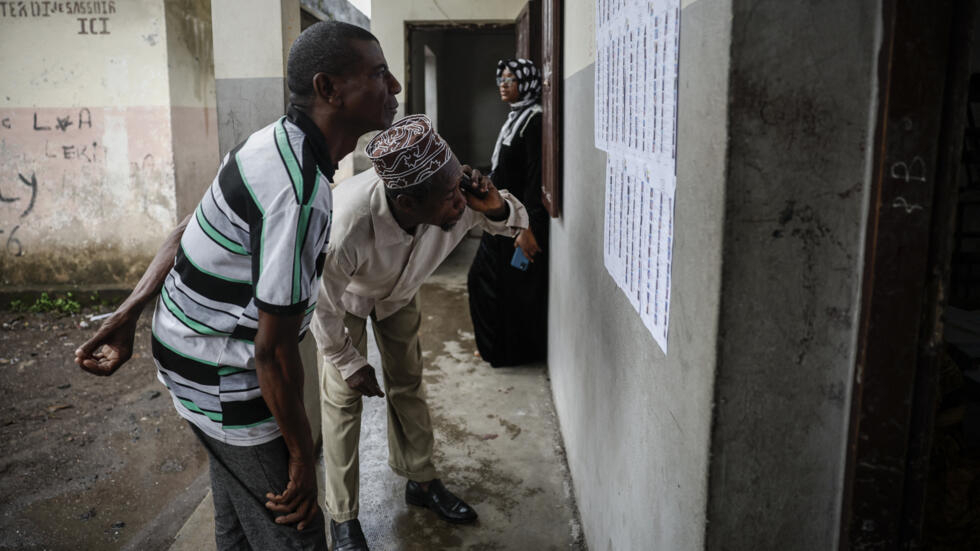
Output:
[
  {"xmin": 314, "ymin": 73, "xmax": 341, "ymax": 106},
  {"xmin": 393, "ymin": 193, "xmax": 419, "ymax": 214}
]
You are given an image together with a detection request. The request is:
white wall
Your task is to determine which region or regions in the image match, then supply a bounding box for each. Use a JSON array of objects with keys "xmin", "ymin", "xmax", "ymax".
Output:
[
  {"xmin": 549, "ymin": 0, "xmax": 729, "ymax": 548},
  {"xmin": 0, "ymin": 0, "xmax": 177, "ymax": 286}
]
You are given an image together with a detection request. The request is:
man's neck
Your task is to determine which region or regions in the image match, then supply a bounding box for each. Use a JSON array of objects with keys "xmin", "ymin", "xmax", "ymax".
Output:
[
  {"xmin": 299, "ymin": 105, "xmax": 364, "ymax": 167},
  {"xmin": 385, "ymin": 194, "xmax": 419, "ymax": 235}
]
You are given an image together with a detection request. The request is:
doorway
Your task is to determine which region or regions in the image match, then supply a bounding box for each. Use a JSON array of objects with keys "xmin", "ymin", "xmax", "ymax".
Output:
[{"xmin": 405, "ymin": 22, "xmax": 516, "ymax": 173}]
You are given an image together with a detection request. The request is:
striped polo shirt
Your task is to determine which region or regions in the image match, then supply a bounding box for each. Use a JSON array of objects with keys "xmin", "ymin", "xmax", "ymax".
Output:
[{"xmin": 151, "ymin": 107, "xmax": 334, "ymax": 446}]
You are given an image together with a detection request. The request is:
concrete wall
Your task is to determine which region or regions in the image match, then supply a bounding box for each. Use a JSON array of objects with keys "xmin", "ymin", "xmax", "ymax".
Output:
[
  {"xmin": 552, "ymin": 0, "xmax": 882, "ymax": 548},
  {"xmin": 704, "ymin": 1, "xmax": 879, "ymax": 549},
  {"xmin": 548, "ymin": 0, "xmax": 730, "ymax": 548},
  {"xmin": 0, "ymin": 0, "xmax": 178, "ymax": 287},
  {"xmin": 211, "ymin": 0, "xmax": 299, "ymax": 155},
  {"xmin": 165, "ymin": 0, "xmax": 218, "ymax": 218}
]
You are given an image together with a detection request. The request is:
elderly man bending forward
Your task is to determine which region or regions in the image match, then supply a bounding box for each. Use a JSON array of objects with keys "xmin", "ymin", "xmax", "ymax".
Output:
[{"xmin": 313, "ymin": 115, "xmax": 527, "ymax": 550}]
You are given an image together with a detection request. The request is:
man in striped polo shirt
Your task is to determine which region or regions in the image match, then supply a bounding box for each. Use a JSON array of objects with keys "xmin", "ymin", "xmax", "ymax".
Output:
[{"xmin": 75, "ymin": 21, "xmax": 401, "ymax": 550}]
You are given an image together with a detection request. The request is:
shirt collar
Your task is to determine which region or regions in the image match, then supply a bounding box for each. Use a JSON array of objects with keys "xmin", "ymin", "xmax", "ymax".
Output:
[
  {"xmin": 369, "ymin": 177, "xmax": 414, "ymax": 247},
  {"xmin": 286, "ymin": 104, "xmax": 336, "ymax": 181}
]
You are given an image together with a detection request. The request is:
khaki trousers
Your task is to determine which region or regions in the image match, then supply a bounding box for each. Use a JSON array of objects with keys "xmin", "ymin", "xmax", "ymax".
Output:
[
  {"xmin": 317, "ymin": 294, "xmax": 437, "ymax": 521},
  {"xmin": 300, "ymin": 333, "xmax": 321, "ymax": 449}
]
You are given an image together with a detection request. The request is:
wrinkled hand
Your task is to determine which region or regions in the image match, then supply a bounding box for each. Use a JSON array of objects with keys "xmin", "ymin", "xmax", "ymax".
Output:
[
  {"xmin": 345, "ymin": 365, "xmax": 385, "ymax": 398},
  {"xmin": 460, "ymin": 165, "xmax": 506, "ymax": 216},
  {"xmin": 515, "ymin": 229, "xmax": 542, "ymax": 260},
  {"xmin": 265, "ymin": 456, "xmax": 320, "ymax": 530},
  {"xmin": 74, "ymin": 310, "xmax": 139, "ymax": 376}
]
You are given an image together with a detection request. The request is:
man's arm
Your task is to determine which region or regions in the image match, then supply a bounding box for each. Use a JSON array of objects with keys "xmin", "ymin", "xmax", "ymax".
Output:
[
  {"xmin": 74, "ymin": 215, "xmax": 190, "ymax": 375},
  {"xmin": 311, "ymin": 245, "xmax": 385, "ymax": 397},
  {"xmin": 255, "ymin": 310, "xmax": 320, "ymax": 530},
  {"xmin": 461, "ymin": 167, "xmax": 529, "ymax": 235}
]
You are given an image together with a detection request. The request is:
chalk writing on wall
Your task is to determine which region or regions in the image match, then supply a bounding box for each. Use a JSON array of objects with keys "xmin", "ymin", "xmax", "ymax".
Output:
[
  {"xmin": 0, "ymin": 172, "xmax": 39, "ymax": 257},
  {"xmin": 0, "ymin": 107, "xmax": 103, "ymax": 258},
  {"xmin": 0, "ymin": 1, "xmax": 117, "ymax": 34}
]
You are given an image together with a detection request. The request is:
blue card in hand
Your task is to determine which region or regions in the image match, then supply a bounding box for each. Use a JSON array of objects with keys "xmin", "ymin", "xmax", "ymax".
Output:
[{"xmin": 511, "ymin": 247, "xmax": 530, "ymax": 271}]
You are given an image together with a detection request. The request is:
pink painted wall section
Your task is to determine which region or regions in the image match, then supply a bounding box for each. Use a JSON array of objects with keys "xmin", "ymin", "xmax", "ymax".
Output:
[
  {"xmin": 170, "ymin": 105, "xmax": 219, "ymax": 218},
  {"xmin": 0, "ymin": 106, "xmax": 175, "ymax": 286}
]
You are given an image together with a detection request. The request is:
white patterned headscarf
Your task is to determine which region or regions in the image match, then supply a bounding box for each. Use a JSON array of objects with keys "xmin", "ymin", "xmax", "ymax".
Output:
[
  {"xmin": 366, "ymin": 114, "xmax": 453, "ymax": 189},
  {"xmin": 497, "ymin": 58, "xmax": 542, "ymax": 109},
  {"xmin": 492, "ymin": 58, "xmax": 543, "ymax": 171}
]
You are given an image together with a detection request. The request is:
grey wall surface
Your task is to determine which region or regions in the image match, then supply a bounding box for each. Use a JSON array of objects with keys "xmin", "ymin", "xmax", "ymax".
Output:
[
  {"xmin": 704, "ymin": 1, "xmax": 880, "ymax": 549},
  {"xmin": 547, "ymin": 0, "xmax": 731, "ymax": 548},
  {"xmin": 301, "ymin": 0, "xmax": 369, "ymax": 29},
  {"xmin": 407, "ymin": 27, "xmax": 514, "ymax": 172},
  {"xmin": 215, "ymin": 77, "xmax": 288, "ymax": 156},
  {"xmin": 166, "ymin": 0, "xmax": 219, "ymax": 219}
]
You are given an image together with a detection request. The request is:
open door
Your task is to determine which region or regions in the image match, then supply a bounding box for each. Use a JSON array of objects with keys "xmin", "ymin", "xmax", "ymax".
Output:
[
  {"xmin": 515, "ymin": 0, "xmax": 541, "ymax": 64},
  {"xmin": 539, "ymin": 0, "xmax": 562, "ymax": 218},
  {"xmin": 515, "ymin": 0, "xmax": 562, "ymax": 218}
]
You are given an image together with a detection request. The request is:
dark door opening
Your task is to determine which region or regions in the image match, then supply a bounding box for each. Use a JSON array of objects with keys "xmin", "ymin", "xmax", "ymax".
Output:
[
  {"xmin": 405, "ymin": 22, "xmax": 516, "ymax": 173},
  {"xmin": 921, "ymin": 6, "xmax": 980, "ymax": 549}
]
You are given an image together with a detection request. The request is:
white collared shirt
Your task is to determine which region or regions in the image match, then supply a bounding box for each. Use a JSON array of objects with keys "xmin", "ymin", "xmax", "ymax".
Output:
[{"xmin": 311, "ymin": 169, "xmax": 529, "ymax": 378}]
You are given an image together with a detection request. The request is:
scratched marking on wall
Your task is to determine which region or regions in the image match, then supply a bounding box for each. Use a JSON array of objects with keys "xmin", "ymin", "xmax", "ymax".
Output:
[
  {"xmin": 0, "ymin": 108, "xmax": 102, "ymax": 258},
  {"xmin": 0, "ymin": 1, "xmax": 117, "ymax": 34}
]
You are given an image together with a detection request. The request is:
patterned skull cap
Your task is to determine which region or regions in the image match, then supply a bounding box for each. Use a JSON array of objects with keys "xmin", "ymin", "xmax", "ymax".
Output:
[{"xmin": 365, "ymin": 114, "xmax": 453, "ymax": 189}]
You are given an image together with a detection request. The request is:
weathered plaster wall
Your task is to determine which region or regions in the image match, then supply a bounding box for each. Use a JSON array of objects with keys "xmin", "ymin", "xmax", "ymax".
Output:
[
  {"xmin": 211, "ymin": 0, "xmax": 299, "ymax": 155},
  {"xmin": 703, "ymin": 1, "xmax": 879, "ymax": 549},
  {"xmin": 165, "ymin": 0, "xmax": 218, "ymax": 218},
  {"xmin": 0, "ymin": 0, "xmax": 177, "ymax": 286},
  {"xmin": 548, "ymin": 0, "xmax": 729, "ymax": 548}
]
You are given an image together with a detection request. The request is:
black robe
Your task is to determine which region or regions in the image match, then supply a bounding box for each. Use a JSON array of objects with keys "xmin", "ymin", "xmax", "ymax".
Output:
[{"xmin": 467, "ymin": 109, "xmax": 548, "ymax": 367}]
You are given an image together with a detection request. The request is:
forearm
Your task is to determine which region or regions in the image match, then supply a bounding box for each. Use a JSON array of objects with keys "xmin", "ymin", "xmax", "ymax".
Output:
[
  {"xmin": 479, "ymin": 190, "xmax": 528, "ymax": 236},
  {"xmin": 310, "ymin": 313, "xmax": 369, "ymax": 379},
  {"xmin": 120, "ymin": 214, "xmax": 190, "ymax": 315},
  {"xmin": 485, "ymin": 201, "xmax": 510, "ymax": 221},
  {"xmin": 255, "ymin": 345, "xmax": 315, "ymax": 461}
]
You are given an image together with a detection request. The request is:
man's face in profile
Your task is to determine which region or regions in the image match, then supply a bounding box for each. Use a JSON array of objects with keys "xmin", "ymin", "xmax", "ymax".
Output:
[
  {"xmin": 339, "ymin": 39, "xmax": 402, "ymax": 131},
  {"xmin": 413, "ymin": 158, "xmax": 467, "ymax": 232}
]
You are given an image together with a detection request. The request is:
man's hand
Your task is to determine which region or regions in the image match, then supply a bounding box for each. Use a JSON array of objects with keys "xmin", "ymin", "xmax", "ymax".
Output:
[
  {"xmin": 515, "ymin": 228, "xmax": 542, "ymax": 260},
  {"xmin": 73, "ymin": 213, "xmax": 190, "ymax": 376},
  {"xmin": 460, "ymin": 166, "xmax": 507, "ymax": 218},
  {"xmin": 74, "ymin": 310, "xmax": 139, "ymax": 376},
  {"xmin": 265, "ymin": 456, "xmax": 320, "ymax": 530},
  {"xmin": 345, "ymin": 365, "xmax": 385, "ymax": 397}
]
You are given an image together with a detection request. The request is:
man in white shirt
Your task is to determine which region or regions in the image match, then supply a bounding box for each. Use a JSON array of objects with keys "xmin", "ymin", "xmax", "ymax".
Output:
[{"xmin": 313, "ymin": 115, "xmax": 528, "ymax": 550}]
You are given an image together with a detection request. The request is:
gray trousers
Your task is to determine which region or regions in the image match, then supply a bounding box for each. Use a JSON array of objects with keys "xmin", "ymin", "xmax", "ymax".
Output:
[{"xmin": 190, "ymin": 424, "xmax": 328, "ymax": 551}]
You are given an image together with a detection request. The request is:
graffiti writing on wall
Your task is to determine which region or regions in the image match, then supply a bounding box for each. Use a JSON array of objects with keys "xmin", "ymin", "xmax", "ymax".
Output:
[
  {"xmin": 0, "ymin": 1, "xmax": 117, "ymax": 34},
  {"xmin": 0, "ymin": 173, "xmax": 38, "ymax": 257},
  {"xmin": 0, "ymin": 107, "xmax": 102, "ymax": 257},
  {"xmin": 0, "ymin": 172, "xmax": 38, "ymax": 256}
]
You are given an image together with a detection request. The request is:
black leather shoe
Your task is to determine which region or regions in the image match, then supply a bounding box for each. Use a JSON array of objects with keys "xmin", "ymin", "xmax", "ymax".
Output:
[
  {"xmin": 329, "ymin": 519, "xmax": 368, "ymax": 551},
  {"xmin": 405, "ymin": 479, "xmax": 478, "ymax": 524}
]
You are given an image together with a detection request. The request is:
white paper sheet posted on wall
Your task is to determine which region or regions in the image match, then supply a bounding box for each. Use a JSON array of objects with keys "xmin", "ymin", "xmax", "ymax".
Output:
[{"xmin": 596, "ymin": 0, "xmax": 679, "ymax": 354}]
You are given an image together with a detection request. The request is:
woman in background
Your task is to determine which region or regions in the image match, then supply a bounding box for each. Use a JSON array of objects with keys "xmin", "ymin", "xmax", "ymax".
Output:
[{"xmin": 467, "ymin": 58, "xmax": 548, "ymax": 367}]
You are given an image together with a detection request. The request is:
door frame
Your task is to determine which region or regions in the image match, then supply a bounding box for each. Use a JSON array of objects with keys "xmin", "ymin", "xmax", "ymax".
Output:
[{"xmin": 839, "ymin": 1, "xmax": 975, "ymax": 548}]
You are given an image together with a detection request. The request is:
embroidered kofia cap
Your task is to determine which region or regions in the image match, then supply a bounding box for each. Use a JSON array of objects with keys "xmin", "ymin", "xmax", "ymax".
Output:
[{"xmin": 365, "ymin": 114, "xmax": 453, "ymax": 189}]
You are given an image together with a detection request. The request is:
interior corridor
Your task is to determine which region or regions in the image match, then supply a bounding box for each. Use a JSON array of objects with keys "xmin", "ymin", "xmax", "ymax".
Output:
[{"xmin": 169, "ymin": 237, "xmax": 586, "ymax": 551}]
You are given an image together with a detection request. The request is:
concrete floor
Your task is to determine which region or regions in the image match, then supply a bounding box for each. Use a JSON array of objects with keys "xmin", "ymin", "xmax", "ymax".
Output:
[{"xmin": 170, "ymin": 237, "xmax": 585, "ymax": 551}]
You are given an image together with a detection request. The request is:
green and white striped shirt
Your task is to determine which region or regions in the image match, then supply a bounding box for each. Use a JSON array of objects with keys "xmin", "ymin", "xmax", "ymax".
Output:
[{"xmin": 151, "ymin": 108, "xmax": 333, "ymax": 446}]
